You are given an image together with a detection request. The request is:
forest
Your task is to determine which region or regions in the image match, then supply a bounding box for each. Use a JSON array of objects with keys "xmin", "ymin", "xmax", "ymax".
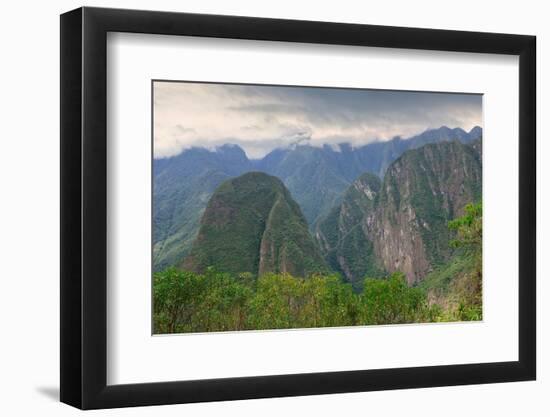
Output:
[{"xmin": 153, "ymin": 202, "xmax": 482, "ymax": 333}]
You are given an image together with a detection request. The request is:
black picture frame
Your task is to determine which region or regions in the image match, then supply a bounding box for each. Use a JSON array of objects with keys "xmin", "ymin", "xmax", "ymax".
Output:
[{"xmin": 60, "ymin": 6, "xmax": 536, "ymax": 410}]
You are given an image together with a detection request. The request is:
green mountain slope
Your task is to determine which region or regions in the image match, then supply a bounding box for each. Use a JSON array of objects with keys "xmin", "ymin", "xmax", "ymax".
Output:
[
  {"xmin": 261, "ymin": 145, "xmax": 351, "ymax": 227},
  {"xmin": 183, "ymin": 172, "xmax": 328, "ymax": 277},
  {"xmin": 154, "ymin": 126, "xmax": 482, "ymax": 272},
  {"xmin": 315, "ymin": 173, "xmax": 384, "ymax": 289},
  {"xmin": 315, "ymin": 140, "xmax": 482, "ymax": 286},
  {"xmin": 374, "ymin": 140, "xmax": 482, "ymax": 283},
  {"xmin": 153, "ymin": 145, "xmax": 252, "ymax": 271}
]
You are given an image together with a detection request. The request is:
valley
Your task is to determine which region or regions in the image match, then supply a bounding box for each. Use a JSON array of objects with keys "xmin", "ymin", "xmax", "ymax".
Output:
[{"xmin": 153, "ymin": 125, "xmax": 482, "ymax": 274}]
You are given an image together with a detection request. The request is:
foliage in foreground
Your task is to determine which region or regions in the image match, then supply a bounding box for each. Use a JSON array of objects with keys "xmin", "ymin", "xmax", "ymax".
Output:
[
  {"xmin": 422, "ymin": 202, "xmax": 483, "ymax": 321},
  {"xmin": 153, "ymin": 202, "xmax": 483, "ymax": 334},
  {"xmin": 153, "ymin": 269, "xmax": 441, "ymax": 334}
]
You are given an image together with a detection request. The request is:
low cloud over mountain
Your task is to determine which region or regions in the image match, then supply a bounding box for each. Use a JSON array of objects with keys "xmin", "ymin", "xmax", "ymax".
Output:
[{"xmin": 154, "ymin": 81, "xmax": 482, "ymax": 158}]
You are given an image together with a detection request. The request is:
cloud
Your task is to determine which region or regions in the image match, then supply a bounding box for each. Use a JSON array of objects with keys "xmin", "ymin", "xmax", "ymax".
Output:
[{"xmin": 154, "ymin": 81, "xmax": 482, "ymax": 159}]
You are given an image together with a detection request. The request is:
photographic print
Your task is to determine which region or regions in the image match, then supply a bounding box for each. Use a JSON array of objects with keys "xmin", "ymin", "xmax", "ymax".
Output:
[{"xmin": 152, "ymin": 81, "xmax": 483, "ymax": 334}]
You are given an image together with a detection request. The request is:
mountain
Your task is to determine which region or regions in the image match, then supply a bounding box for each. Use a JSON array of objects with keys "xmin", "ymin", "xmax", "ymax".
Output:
[
  {"xmin": 315, "ymin": 173, "xmax": 384, "ymax": 290},
  {"xmin": 315, "ymin": 140, "xmax": 482, "ymax": 286},
  {"xmin": 350, "ymin": 125, "xmax": 481, "ymax": 177},
  {"xmin": 470, "ymin": 137, "xmax": 482, "ymax": 157},
  {"xmin": 183, "ymin": 172, "xmax": 328, "ymax": 277},
  {"xmin": 256, "ymin": 145, "xmax": 354, "ymax": 226},
  {"xmin": 153, "ymin": 126, "xmax": 482, "ymax": 271},
  {"xmin": 153, "ymin": 145, "xmax": 252, "ymax": 271},
  {"xmin": 255, "ymin": 126, "xmax": 482, "ymax": 226},
  {"xmin": 372, "ymin": 140, "xmax": 482, "ymax": 283}
]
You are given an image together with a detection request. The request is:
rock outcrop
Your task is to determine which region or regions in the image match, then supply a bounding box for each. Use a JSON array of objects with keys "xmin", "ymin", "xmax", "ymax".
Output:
[{"xmin": 316, "ymin": 140, "xmax": 482, "ymax": 285}]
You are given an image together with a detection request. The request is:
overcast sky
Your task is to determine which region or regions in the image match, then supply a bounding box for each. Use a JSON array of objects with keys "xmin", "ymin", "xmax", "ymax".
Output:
[{"xmin": 153, "ymin": 81, "xmax": 482, "ymax": 159}]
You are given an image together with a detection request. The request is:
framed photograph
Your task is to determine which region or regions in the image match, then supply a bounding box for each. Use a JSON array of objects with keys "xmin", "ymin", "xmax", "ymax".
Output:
[{"xmin": 60, "ymin": 6, "xmax": 536, "ymax": 409}]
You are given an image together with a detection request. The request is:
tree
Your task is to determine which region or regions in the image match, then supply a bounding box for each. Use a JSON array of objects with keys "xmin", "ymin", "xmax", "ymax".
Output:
[
  {"xmin": 448, "ymin": 202, "xmax": 482, "ymax": 253},
  {"xmin": 446, "ymin": 202, "xmax": 483, "ymax": 320},
  {"xmin": 361, "ymin": 272, "xmax": 435, "ymax": 324},
  {"xmin": 153, "ymin": 268, "xmax": 206, "ymax": 333}
]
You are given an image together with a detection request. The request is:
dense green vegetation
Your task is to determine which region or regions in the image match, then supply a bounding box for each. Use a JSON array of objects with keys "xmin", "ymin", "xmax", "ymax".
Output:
[
  {"xmin": 153, "ymin": 269, "xmax": 439, "ymax": 333},
  {"xmin": 153, "ymin": 132, "xmax": 484, "ymax": 333},
  {"xmin": 153, "ymin": 126, "xmax": 483, "ymax": 271},
  {"xmin": 316, "ymin": 173, "xmax": 384, "ymax": 289},
  {"xmin": 184, "ymin": 172, "xmax": 327, "ymax": 278},
  {"xmin": 315, "ymin": 140, "xmax": 482, "ymax": 286},
  {"xmin": 420, "ymin": 202, "xmax": 483, "ymax": 321},
  {"xmin": 153, "ymin": 145, "xmax": 251, "ymax": 272},
  {"xmin": 153, "ymin": 201, "xmax": 482, "ymax": 333},
  {"xmin": 381, "ymin": 141, "xmax": 482, "ymax": 268}
]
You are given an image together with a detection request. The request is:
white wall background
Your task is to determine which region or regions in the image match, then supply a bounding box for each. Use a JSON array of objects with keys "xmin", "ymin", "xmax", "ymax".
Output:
[{"xmin": 0, "ymin": 0, "xmax": 546, "ymax": 415}]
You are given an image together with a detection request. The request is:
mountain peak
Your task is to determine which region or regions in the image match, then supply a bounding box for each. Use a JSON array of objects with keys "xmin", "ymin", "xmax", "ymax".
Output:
[
  {"xmin": 426, "ymin": 125, "xmax": 466, "ymax": 136},
  {"xmin": 154, "ymin": 126, "xmax": 483, "ymax": 272},
  {"xmin": 215, "ymin": 143, "xmax": 247, "ymax": 155},
  {"xmin": 468, "ymin": 125, "xmax": 482, "ymax": 138},
  {"xmin": 376, "ymin": 140, "xmax": 482, "ymax": 283},
  {"xmin": 183, "ymin": 172, "xmax": 327, "ymax": 277}
]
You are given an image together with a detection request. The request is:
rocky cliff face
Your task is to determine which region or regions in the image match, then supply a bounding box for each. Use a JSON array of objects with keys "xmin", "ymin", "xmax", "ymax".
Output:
[
  {"xmin": 374, "ymin": 141, "xmax": 482, "ymax": 283},
  {"xmin": 315, "ymin": 173, "xmax": 383, "ymax": 290},
  {"xmin": 316, "ymin": 141, "xmax": 482, "ymax": 285},
  {"xmin": 154, "ymin": 126, "xmax": 482, "ymax": 272},
  {"xmin": 184, "ymin": 172, "xmax": 327, "ymax": 277}
]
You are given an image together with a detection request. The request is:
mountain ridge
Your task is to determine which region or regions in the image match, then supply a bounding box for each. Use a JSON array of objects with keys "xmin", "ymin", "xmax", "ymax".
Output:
[
  {"xmin": 183, "ymin": 172, "xmax": 328, "ymax": 277},
  {"xmin": 153, "ymin": 125, "xmax": 482, "ymax": 272},
  {"xmin": 315, "ymin": 140, "xmax": 482, "ymax": 286}
]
